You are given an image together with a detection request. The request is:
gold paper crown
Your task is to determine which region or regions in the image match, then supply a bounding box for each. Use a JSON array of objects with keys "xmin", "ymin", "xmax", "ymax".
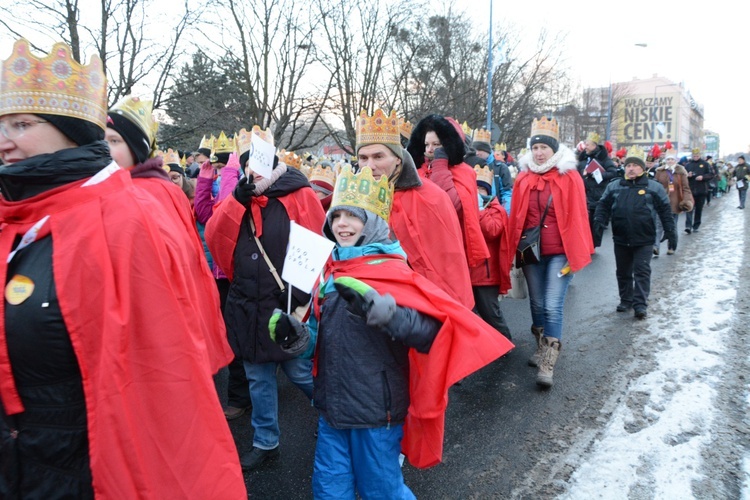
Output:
[
  {"xmin": 163, "ymin": 148, "xmax": 181, "ymax": 166},
  {"xmin": 398, "ymin": 117, "xmax": 412, "ymax": 139},
  {"xmin": 530, "ymin": 116, "xmax": 559, "ymax": 141},
  {"xmin": 278, "ymin": 149, "xmax": 302, "ymax": 169},
  {"xmin": 495, "ymin": 142, "xmax": 507, "ymax": 152},
  {"xmin": 461, "ymin": 121, "xmax": 473, "ymax": 137},
  {"xmin": 356, "ymin": 109, "xmax": 400, "ymax": 150},
  {"xmin": 180, "ymin": 153, "xmax": 186, "ymax": 167},
  {"xmin": 198, "ymin": 134, "xmax": 214, "ymax": 151},
  {"xmin": 474, "ymin": 164, "xmax": 493, "ymax": 187},
  {"xmin": 331, "ymin": 165, "xmax": 394, "ymax": 222},
  {"xmin": 109, "ymin": 95, "xmax": 157, "ymax": 151},
  {"xmin": 473, "ymin": 128, "xmax": 491, "ymax": 144},
  {"xmin": 625, "ymin": 145, "xmax": 646, "ymax": 162},
  {"xmin": 691, "ymin": 147, "xmax": 701, "ymax": 154},
  {"xmin": 236, "ymin": 126, "xmax": 274, "ymax": 156},
  {"xmin": 586, "ymin": 131, "xmax": 601, "ymax": 144},
  {"xmin": 213, "ymin": 131, "xmax": 236, "ymax": 155},
  {"xmin": 309, "ymin": 164, "xmax": 336, "ymax": 187},
  {"xmin": 0, "ymin": 38, "xmax": 107, "ymax": 128}
]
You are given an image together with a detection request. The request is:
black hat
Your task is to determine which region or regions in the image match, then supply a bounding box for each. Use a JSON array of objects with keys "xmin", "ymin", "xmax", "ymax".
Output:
[
  {"xmin": 39, "ymin": 113, "xmax": 104, "ymax": 146},
  {"xmin": 472, "ymin": 141, "xmax": 492, "ymax": 154},
  {"xmin": 167, "ymin": 163, "xmax": 185, "ymax": 175},
  {"xmin": 107, "ymin": 112, "xmax": 151, "ymax": 163},
  {"xmin": 530, "ymin": 134, "xmax": 559, "ymax": 153}
]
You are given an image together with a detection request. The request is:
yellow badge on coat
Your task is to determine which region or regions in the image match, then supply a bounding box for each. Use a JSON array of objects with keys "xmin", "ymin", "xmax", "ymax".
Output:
[
  {"xmin": 5, "ymin": 275, "xmax": 34, "ymax": 305},
  {"xmin": 638, "ymin": 190, "xmax": 646, "ymax": 195}
]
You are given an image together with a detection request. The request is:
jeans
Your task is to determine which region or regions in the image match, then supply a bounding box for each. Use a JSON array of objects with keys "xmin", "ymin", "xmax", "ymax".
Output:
[
  {"xmin": 522, "ymin": 254, "xmax": 573, "ymax": 339},
  {"xmin": 313, "ymin": 417, "xmax": 415, "ymax": 500},
  {"xmin": 739, "ymin": 189, "xmax": 747, "ymax": 208},
  {"xmin": 614, "ymin": 244, "xmax": 652, "ymax": 311},
  {"xmin": 473, "ymin": 286, "xmax": 511, "ymax": 340},
  {"xmin": 244, "ymin": 358, "xmax": 313, "ymax": 449},
  {"xmin": 685, "ymin": 193, "xmax": 707, "ymax": 230}
]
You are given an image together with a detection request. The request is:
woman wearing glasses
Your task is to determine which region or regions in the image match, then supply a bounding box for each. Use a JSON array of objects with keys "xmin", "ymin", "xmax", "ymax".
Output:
[{"xmin": 0, "ymin": 39, "xmax": 245, "ymax": 498}]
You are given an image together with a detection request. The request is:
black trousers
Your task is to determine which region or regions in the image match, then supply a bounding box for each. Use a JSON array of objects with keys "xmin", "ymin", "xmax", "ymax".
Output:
[
  {"xmin": 685, "ymin": 193, "xmax": 707, "ymax": 230},
  {"xmin": 216, "ymin": 278, "xmax": 252, "ymax": 408},
  {"xmin": 473, "ymin": 285, "xmax": 511, "ymax": 340},
  {"xmin": 614, "ymin": 244, "xmax": 652, "ymax": 311}
]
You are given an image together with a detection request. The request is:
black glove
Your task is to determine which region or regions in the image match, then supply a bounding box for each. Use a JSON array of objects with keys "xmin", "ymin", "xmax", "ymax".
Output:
[
  {"xmin": 233, "ymin": 176, "xmax": 256, "ymax": 206},
  {"xmin": 433, "ymin": 147, "xmax": 449, "ymax": 161},
  {"xmin": 268, "ymin": 309, "xmax": 304, "ymax": 348},
  {"xmin": 334, "ymin": 279, "xmax": 372, "ymax": 317},
  {"xmin": 662, "ymin": 230, "xmax": 678, "ymax": 250}
]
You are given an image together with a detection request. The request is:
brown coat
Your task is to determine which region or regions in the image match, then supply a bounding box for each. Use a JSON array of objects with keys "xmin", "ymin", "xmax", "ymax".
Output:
[{"xmin": 654, "ymin": 164, "xmax": 694, "ymax": 213}]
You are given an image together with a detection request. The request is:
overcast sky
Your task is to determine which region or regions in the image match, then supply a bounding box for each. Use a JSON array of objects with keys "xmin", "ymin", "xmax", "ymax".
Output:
[{"xmin": 477, "ymin": 0, "xmax": 750, "ymax": 155}]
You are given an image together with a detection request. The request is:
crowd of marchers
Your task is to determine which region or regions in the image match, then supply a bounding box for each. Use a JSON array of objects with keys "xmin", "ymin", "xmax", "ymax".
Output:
[{"xmin": 1, "ymin": 37, "xmax": 747, "ymax": 499}]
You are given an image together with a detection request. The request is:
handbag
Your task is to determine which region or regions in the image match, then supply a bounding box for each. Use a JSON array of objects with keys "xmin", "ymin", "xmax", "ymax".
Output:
[
  {"xmin": 507, "ymin": 265, "xmax": 528, "ymax": 299},
  {"xmin": 516, "ymin": 195, "xmax": 552, "ymax": 266}
]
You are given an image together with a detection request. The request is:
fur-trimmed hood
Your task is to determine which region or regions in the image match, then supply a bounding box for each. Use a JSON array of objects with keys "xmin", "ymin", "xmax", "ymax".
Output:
[
  {"xmin": 655, "ymin": 163, "xmax": 688, "ymax": 175},
  {"xmin": 518, "ymin": 144, "xmax": 578, "ymax": 174},
  {"xmin": 407, "ymin": 114, "xmax": 466, "ymax": 168}
]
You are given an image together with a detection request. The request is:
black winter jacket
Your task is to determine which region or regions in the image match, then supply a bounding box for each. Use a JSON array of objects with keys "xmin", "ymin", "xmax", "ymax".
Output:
[
  {"xmin": 577, "ymin": 145, "xmax": 618, "ymax": 208},
  {"xmin": 594, "ymin": 174, "xmax": 675, "ymax": 247},
  {"xmin": 224, "ymin": 168, "xmax": 314, "ymax": 363},
  {"xmin": 685, "ymin": 159, "xmax": 714, "ymax": 196},
  {"xmin": 314, "ymin": 290, "xmax": 440, "ymax": 429}
]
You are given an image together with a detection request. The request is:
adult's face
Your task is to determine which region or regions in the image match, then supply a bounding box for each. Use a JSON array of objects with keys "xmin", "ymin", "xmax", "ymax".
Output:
[
  {"xmin": 104, "ymin": 128, "xmax": 136, "ymax": 167},
  {"xmin": 169, "ymin": 171, "xmax": 185, "ymax": 187},
  {"xmin": 692, "ymin": 153, "xmax": 701, "ymax": 161},
  {"xmin": 666, "ymin": 157, "xmax": 677, "ymax": 168},
  {"xmin": 424, "ymin": 131, "xmax": 441, "ymax": 160},
  {"xmin": 0, "ymin": 113, "xmax": 77, "ymax": 163},
  {"xmin": 357, "ymin": 144, "xmax": 401, "ymax": 179},
  {"xmin": 531, "ymin": 143, "xmax": 554, "ymax": 164},
  {"xmin": 584, "ymin": 140, "xmax": 597, "ymax": 154},
  {"xmin": 195, "ymin": 152, "xmax": 209, "ymax": 164},
  {"xmin": 475, "ymin": 150, "xmax": 490, "ymax": 160},
  {"xmin": 625, "ymin": 162, "xmax": 643, "ymax": 179},
  {"xmin": 739, "ymin": 158, "xmax": 746, "ymax": 165},
  {"xmin": 187, "ymin": 154, "xmax": 195, "ymax": 164}
]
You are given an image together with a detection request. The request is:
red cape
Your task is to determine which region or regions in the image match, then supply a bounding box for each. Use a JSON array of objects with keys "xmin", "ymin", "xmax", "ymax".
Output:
[
  {"xmin": 205, "ymin": 187, "xmax": 326, "ymax": 281},
  {"xmin": 323, "ymin": 254, "xmax": 514, "ymax": 468},
  {"xmin": 391, "ymin": 180, "xmax": 475, "ymax": 309},
  {"xmin": 418, "ymin": 162, "xmax": 490, "ymax": 268},
  {"xmin": 509, "ymin": 170, "xmax": 593, "ymax": 273},
  {"xmin": 471, "ymin": 198, "xmax": 513, "ymax": 294},
  {"xmin": 0, "ymin": 167, "xmax": 245, "ymax": 498}
]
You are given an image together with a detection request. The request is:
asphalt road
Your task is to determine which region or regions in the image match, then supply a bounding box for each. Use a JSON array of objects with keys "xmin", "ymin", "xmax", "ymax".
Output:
[{"xmin": 214, "ymin": 191, "xmax": 747, "ymax": 498}]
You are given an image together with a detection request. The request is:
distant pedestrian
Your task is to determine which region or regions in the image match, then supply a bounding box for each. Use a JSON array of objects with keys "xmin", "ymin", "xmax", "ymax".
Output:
[
  {"xmin": 654, "ymin": 148, "xmax": 693, "ymax": 255},
  {"xmin": 684, "ymin": 148, "xmax": 713, "ymax": 233},
  {"xmin": 735, "ymin": 156, "xmax": 749, "ymax": 209},
  {"xmin": 594, "ymin": 147, "xmax": 677, "ymax": 320}
]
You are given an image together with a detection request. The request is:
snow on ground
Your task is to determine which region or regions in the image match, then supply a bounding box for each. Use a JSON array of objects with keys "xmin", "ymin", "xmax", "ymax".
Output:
[{"xmin": 561, "ymin": 201, "xmax": 746, "ymax": 499}]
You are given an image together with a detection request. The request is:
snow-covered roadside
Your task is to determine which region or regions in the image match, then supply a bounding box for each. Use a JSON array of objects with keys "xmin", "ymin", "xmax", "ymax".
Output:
[{"xmin": 560, "ymin": 201, "xmax": 747, "ymax": 499}]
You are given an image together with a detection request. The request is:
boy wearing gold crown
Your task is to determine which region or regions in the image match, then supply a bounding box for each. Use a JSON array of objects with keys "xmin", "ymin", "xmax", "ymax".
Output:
[
  {"xmin": 355, "ymin": 109, "xmax": 475, "ymax": 309},
  {"xmin": 267, "ymin": 165, "xmax": 513, "ymax": 497},
  {"xmin": 0, "ymin": 40, "xmax": 245, "ymax": 497}
]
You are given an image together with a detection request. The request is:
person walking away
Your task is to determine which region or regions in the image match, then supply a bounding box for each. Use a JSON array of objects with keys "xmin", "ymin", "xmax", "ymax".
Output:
[{"xmin": 734, "ymin": 155, "xmax": 749, "ymax": 209}]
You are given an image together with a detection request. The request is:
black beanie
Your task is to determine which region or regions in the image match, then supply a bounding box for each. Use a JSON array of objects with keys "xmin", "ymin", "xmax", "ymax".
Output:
[
  {"xmin": 168, "ymin": 163, "xmax": 185, "ymax": 175},
  {"xmin": 530, "ymin": 134, "xmax": 559, "ymax": 153},
  {"xmin": 214, "ymin": 152, "xmax": 230, "ymax": 165},
  {"xmin": 38, "ymin": 114, "xmax": 104, "ymax": 146},
  {"xmin": 473, "ymin": 141, "xmax": 492, "ymax": 155},
  {"xmin": 107, "ymin": 112, "xmax": 151, "ymax": 164}
]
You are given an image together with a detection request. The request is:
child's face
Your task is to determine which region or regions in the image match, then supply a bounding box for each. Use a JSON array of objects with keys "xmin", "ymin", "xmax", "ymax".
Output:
[
  {"xmin": 331, "ymin": 210, "xmax": 364, "ymax": 247},
  {"xmin": 477, "ymin": 186, "xmax": 489, "ymax": 196}
]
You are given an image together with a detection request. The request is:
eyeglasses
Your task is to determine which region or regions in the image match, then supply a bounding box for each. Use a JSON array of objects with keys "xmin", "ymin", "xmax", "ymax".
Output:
[{"xmin": 0, "ymin": 119, "xmax": 49, "ymax": 140}]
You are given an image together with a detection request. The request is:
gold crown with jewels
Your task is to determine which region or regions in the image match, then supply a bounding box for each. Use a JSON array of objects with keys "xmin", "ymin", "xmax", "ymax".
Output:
[
  {"xmin": 356, "ymin": 109, "xmax": 400, "ymax": 150},
  {"xmin": 236, "ymin": 125, "xmax": 274, "ymax": 156},
  {"xmin": 109, "ymin": 95, "xmax": 158, "ymax": 151},
  {"xmin": 0, "ymin": 38, "xmax": 107, "ymax": 128},
  {"xmin": 310, "ymin": 163, "xmax": 336, "ymax": 186},
  {"xmin": 331, "ymin": 165, "xmax": 393, "ymax": 222},
  {"xmin": 474, "ymin": 164, "xmax": 493, "ymax": 187},
  {"xmin": 625, "ymin": 145, "xmax": 646, "ymax": 162},
  {"xmin": 473, "ymin": 128, "xmax": 491, "ymax": 144},
  {"xmin": 278, "ymin": 149, "xmax": 302, "ymax": 169},
  {"xmin": 530, "ymin": 116, "xmax": 559, "ymax": 141},
  {"xmin": 212, "ymin": 131, "xmax": 236, "ymax": 155},
  {"xmin": 398, "ymin": 117, "xmax": 412, "ymax": 139},
  {"xmin": 162, "ymin": 148, "xmax": 181, "ymax": 166}
]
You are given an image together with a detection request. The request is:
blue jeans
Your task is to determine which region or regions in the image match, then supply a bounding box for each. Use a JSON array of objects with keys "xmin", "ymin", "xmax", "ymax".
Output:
[
  {"xmin": 739, "ymin": 188, "xmax": 747, "ymax": 208},
  {"xmin": 522, "ymin": 254, "xmax": 573, "ymax": 339},
  {"xmin": 243, "ymin": 358, "xmax": 313, "ymax": 449},
  {"xmin": 313, "ymin": 417, "xmax": 415, "ymax": 500}
]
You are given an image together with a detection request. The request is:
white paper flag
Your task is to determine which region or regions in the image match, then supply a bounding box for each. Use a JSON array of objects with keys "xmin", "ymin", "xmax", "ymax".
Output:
[
  {"xmin": 247, "ymin": 133, "xmax": 276, "ymax": 180},
  {"xmin": 282, "ymin": 221, "xmax": 335, "ymax": 293}
]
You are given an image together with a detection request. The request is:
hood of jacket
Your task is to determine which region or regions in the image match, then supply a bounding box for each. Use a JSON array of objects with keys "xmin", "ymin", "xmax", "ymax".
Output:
[{"xmin": 518, "ymin": 143, "xmax": 578, "ymax": 175}]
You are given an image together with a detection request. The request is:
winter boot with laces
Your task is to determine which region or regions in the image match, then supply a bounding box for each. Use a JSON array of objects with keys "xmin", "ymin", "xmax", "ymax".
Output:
[
  {"xmin": 528, "ymin": 326, "xmax": 545, "ymax": 367},
  {"xmin": 536, "ymin": 336, "xmax": 561, "ymax": 388}
]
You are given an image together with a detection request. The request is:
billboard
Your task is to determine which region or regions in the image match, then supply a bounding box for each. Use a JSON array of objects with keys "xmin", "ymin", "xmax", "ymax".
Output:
[{"xmin": 615, "ymin": 92, "xmax": 680, "ymax": 149}]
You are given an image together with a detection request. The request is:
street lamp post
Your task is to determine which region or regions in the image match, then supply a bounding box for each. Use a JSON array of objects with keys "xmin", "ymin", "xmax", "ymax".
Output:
[{"xmin": 486, "ymin": 0, "xmax": 493, "ymax": 131}]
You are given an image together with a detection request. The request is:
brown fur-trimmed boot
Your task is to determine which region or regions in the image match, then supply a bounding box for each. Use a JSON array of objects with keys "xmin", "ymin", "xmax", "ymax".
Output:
[
  {"xmin": 528, "ymin": 326, "xmax": 545, "ymax": 367},
  {"xmin": 536, "ymin": 336, "xmax": 561, "ymax": 388}
]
